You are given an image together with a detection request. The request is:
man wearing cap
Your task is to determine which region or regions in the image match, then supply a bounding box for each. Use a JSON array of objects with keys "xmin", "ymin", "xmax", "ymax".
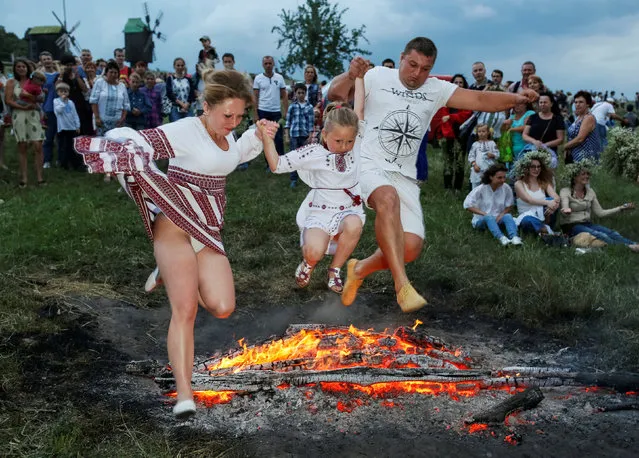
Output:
[{"xmin": 591, "ymin": 98, "xmax": 624, "ymax": 150}]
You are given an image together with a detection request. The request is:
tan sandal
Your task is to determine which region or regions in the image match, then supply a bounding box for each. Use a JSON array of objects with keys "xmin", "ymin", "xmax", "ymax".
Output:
[
  {"xmin": 341, "ymin": 259, "xmax": 363, "ymax": 306},
  {"xmin": 295, "ymin": 260, "xmax": 315, "ymax": 288},
  {"xmin": 327, "ymin": 267, "xmax": 343, "ymax": 293},
  {"xmin": 397, "ymin": 283, "xmax": 427, "ymax": 313}
]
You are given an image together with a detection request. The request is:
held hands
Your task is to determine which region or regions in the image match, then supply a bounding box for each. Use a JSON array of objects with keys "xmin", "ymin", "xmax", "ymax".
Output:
[
  {"xmin": 348, "ymin": 57, "xmax": 370, "ymax": 80},
  {"xmin": 255, "ymin": 119, "xmax": 279, "ymax": 141}
]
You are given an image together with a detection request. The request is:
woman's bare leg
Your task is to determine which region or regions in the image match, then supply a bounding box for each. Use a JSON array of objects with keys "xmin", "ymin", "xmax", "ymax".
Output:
[
  {"xmin": 33, "ymin": 141, "xmax": 44, "ymax": 182},
  {"xmin": 153, "ymin": 214, "xmax": 199, "ymax": 403},
  {"xmin": 18, "ymin": 142, "xmax": 28, "ymax": 184},
  {"xmin": 196, "ymin": 248, "xmax": 236, "ymax": 319}
]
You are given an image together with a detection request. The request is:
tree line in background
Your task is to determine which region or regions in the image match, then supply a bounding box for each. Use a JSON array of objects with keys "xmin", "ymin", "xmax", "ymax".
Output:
[{"xmin": 0, "ymin": 26, "xmax": 29, "ymax": 63}]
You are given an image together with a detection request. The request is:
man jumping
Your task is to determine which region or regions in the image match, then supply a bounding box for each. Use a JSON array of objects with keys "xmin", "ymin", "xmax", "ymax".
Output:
[{"xmin": 328, "ymin": 37, "xmax": 537, "ymax": 313}]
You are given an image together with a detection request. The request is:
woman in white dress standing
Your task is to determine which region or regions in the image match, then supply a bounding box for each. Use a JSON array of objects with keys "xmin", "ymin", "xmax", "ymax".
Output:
[{"xmin": 75, "ymin": 70, "xmax": 278, "ymax": 418}]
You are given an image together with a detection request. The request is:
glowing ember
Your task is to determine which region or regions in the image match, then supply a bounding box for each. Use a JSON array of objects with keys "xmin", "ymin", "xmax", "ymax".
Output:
[
  {"xmin": 504, "ymin": 433, "xmax": 521, "ymax": 445},
  {"xmin": 467, "ymin": 423, "xmax": 489, "ymax": 434}
]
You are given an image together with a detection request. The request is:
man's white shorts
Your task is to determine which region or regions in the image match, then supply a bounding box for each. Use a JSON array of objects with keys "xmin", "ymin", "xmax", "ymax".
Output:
[{"xmin": 360, "ymin": 168, "xmax": 425, "ymax": 239}]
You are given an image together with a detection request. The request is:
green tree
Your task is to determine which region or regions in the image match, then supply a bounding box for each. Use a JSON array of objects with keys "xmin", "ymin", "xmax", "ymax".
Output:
[
  {"xmin": 0, "ymin": 26, "xmax": 29, "ymax": 62},
  {"xmin": 271, "ymin": 0, "xmax": 370, "ymax": 79}
]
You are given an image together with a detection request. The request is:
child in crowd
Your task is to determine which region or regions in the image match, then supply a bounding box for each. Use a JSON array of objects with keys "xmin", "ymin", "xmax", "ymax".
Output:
[
  {"xmin": 139, "ymin": 71, "xmax": 164, "ymax": 128},
  {"xmin": 126, "ymin": 73, "xmax": 152, "ymax": 130},
  {"xmin": 307, "ymin": 108, "xmax": 322, "ymax": 144},
  {"xmin": 18, "ymin": 71, "xmax": 46, "ymax": 106},
  {"xmin": 261, "ymin": 92, "xmax": 365, "ymax": 293},
  {"xmin": 53, "ymin": 82, "xmax": 81, "ymax": 170},
  {"xmin": 284, "ymin": 83, "xmax": 315, "ymax": 188},
  {"xmin": 468, "ymin": 123, "xmax": 499, "ymax": 189}
]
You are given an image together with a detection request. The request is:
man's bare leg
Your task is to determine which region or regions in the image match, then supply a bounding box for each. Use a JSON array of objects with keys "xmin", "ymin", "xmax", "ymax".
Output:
[{"xmin": 342, "ymin": 186, "xmax": 427, "ymax": 311}]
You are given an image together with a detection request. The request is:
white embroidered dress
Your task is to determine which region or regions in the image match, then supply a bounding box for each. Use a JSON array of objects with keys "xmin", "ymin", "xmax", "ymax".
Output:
[
  {"xmin": 274, "ymin": 143, "xmax": 366, "ymax": 239},
  {"xmin": 74, "ymin": 117, "xmax": 263, "ymax": 255}
]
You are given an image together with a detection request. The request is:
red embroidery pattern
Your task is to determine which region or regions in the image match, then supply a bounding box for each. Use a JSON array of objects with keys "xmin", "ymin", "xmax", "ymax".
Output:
[
  {"xmin": 139, "ymin": 128, "xmax": 175, "ymax": 159},
  {"xmin": 335, "ymin": 154, "xmax": 347, "ymax": 172},
  {"xmin": 168, "ymin": 166, "xmax": 226, "ymax": 192}
]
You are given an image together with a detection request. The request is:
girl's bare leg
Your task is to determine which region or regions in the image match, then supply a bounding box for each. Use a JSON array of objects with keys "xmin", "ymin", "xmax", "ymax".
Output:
[
  {"xmin": 329, "ymin": 215, "xmax": 363, "ymax": 271},
  {"xmin": 302, "ymin": 228, "xmax": 330, "ymax": 266},
  {"xmin": 18, "ymin": 142, "xmax": 28, "ymax": 184}
]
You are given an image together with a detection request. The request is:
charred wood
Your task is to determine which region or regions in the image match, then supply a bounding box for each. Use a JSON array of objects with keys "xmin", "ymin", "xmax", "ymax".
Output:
[{"xmin": 467, "ymin": 387, "xmax": 544, "ymax": 424}]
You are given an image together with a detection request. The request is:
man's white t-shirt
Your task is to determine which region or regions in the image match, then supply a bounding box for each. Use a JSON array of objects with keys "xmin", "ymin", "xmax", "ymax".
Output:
[
  {"xmin": 359, "ymin": 66, "xmax": 457, "ymax": 179},
  {"xmin": 590, "ymin": 102, "xmax": 615, "ymax": 126},
  {"xmin": 253, "ymin": 72, "xmax": 286, "ymax": 112}
]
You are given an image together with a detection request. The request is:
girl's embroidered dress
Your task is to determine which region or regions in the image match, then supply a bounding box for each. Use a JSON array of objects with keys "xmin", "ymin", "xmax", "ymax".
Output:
[
  {"xmin": 274, "ymin": 142, "xmax": 365, "ymax": 243},
  {"xmin": 74, "ymin": 117, "xmax": 263, "ymax": 255}
]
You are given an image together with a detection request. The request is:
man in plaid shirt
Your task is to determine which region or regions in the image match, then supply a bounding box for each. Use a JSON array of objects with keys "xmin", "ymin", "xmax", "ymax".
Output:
[{"xmin": 285, "ymin": 83, "xmax": 315, "ymax": 187}]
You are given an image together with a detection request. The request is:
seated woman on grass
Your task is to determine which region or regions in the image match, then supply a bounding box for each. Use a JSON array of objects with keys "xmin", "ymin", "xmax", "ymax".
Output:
[
  {"xmin": 513, "ymin": 149, "xmax": 560, "ymax": 235},
  {"xmin": 463, "ymin": 163, "xmax": 523, "ymax": 246},
  {"xmin": 261, "ymin": 88, "xmax": 365, "ymax": 292},
  {"xmin": 559, "ymin": 161, "xmax": 638, "ymax": 252}
]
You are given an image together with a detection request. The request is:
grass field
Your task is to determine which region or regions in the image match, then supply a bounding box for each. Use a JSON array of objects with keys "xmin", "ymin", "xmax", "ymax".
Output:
[{"xmin": 1, "ymin": 132, "xmax": 638, "ymax": 455}]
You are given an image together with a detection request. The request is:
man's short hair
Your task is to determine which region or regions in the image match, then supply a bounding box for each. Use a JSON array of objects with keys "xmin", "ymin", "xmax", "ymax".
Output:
[
  {"xmin": 81, "ymin": 49, "xmax": 91, "ymax": 54},
  {"xmin": 39, "ymin": 51, "xmax": 52, "ymax": 58},
  {"xmin": 293, "ymin": 83, "xmax": 307, "ymax": 93},
  {"xmin": 472, "ymin": 61, "xmax": 485, "ymax": 68},
  {"xmin": 135, "ymin": 61, "xmax": 147, "ymax": 68},
  {"xmin": 113, "ymin": 48, "xmax": 124, "ymax": 56},
  {"xmin": 382, "ymin": 58, "xmax": 395, "ymax": 67},
  {"xmin": 403, "ymin": 37, "xmax": 437, "ymax": 60},
  {"xmin": 262, "ymin": 55, "xmax": 274, "ymax": 62},
  {"xmin": 492, "ymin": 69, "xmax": 503, "ymax": 77},
  {"xmin": 522, "ymin": 60, "xmax": 536, "ymax": 70},
  {"xmin": 222, "ymin": 53, "xmax": 235, "ymax": 62}
]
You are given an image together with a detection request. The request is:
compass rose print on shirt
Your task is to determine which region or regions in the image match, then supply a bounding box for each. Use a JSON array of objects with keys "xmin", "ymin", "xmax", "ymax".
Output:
[{"xmin": 374, "ymin": 105, "xmax": 424, "ymax": 166}]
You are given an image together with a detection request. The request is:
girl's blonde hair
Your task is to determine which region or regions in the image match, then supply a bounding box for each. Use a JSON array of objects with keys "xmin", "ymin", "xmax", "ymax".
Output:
[
  {"xmin": 30, "ymin": 70, "xmax": 46, "ymax": 82},
  {"xmin": 322, "ymin": 101, "xmax": 358, "ymax": 133}
]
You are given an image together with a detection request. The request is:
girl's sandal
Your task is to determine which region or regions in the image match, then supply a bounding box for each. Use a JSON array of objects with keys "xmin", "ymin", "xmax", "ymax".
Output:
[
  {"xmin": 18, "ymin": 181, "xmax": 27, "ymax": 189},
  {"xmin": 327, "ymin": 267, "xmax": 343, "ymax": 293},
  {"xmin": 295, "ymin": 260, "xmax": 315, "ymax": 288}
]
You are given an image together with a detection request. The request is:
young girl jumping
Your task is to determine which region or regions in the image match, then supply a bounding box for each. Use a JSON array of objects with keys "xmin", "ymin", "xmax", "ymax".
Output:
[
  {"xmin": 261, "ymin": 97, "xmax": 365, "ymax": 293},
  {"xmin": 468, "ymin": 123, "xmax": 500, "ymax": 189}
]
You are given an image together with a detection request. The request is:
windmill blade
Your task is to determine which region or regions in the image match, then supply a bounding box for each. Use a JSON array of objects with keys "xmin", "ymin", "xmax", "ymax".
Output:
[
  {"xmin": 143, "ymin": 34, "xmax": 153, "ymax": 53},
  {"xmin": 68, "ymin": 20, "xmax": 81, "ymax": 35},
  {"xmin": 144, "ymin": 2, "xmax": 151, "ymax": 28},
  {"xmin": 156, "ymin": 32, "xmax": 167, "ymax": 43},
  {"xmin": 70, "ymin": 36, "xmax": 82, "ymax": 55},
  {"xmin": 154, "ymin": 10, "xmax": 163, "ymax": 29},
  {"xmin": 52, "ymin": 10, "xmax": 66, "ymax": 29}
]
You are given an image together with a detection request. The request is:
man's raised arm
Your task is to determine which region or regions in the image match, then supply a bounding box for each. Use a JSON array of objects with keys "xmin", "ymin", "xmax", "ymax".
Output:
[
  {"xmin": 327, "ymin": 57, "xmax": 369, "ymax": 102},
  {"xmin": 447, "ymin": 87, "xmax": 538, "ymax": 113}
]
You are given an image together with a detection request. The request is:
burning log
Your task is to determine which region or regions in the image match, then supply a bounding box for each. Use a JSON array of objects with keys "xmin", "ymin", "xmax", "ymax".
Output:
[
  {"xmin": 466, "ymin": 387, "xmax": 544, "ymax": 424},
  {"xmin": 574, "ymin": 373, "xmax": 639, "ymax": 392}
]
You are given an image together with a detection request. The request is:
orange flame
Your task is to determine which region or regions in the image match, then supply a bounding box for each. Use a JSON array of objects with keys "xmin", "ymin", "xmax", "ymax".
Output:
[
  {"xmin": 167, "ymin": 390, "xmax": 236, "ymax": 407},
  {"xmin": 411, "ymin": 319, "xmax": 423, "ymax": 331},
  {"xmin": 205, "ymin": 324, "xmax": 469, "ymax": 373}
]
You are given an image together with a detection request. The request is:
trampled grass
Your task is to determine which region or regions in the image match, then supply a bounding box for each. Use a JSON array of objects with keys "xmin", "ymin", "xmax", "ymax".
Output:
[{"xmin": 0, "ymin": 133, "xmax": 638, "ymax": 454}]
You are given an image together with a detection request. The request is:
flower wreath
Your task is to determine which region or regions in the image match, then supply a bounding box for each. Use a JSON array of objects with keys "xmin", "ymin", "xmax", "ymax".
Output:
[
  {"xmin": 512, "ymin": 149, "xmax": 552, "ymax": 179},
  {"xmin": 560, "ymin": 159, "xmax": 599, "ymax": 187}
]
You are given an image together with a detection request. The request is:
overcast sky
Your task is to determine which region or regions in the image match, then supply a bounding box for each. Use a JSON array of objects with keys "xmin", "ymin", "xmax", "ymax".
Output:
[{"xmin": 4, "ymin": 0, "xmax": 639, "ymax": 95}]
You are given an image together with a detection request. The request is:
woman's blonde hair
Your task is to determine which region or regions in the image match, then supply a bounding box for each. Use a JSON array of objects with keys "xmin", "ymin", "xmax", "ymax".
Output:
[{"xmin": 201, "ymin": 69, "xmax": 253, "ymax": 107}]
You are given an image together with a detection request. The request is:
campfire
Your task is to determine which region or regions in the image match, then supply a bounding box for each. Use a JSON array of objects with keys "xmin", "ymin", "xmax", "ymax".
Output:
[{"xmin": 129, "ymin": 321, "xmax": 639, "ymax": 443}]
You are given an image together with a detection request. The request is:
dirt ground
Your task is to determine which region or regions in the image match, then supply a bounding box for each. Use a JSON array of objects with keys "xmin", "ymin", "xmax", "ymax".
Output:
[{"xmin": 8, "ymin": 289, "xmax": 639, "ymax": 457}]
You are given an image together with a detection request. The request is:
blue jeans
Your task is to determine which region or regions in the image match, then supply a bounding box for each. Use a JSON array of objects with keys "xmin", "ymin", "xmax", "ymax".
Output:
[
  {"xmin": 473, "ymin": 214, "xmax": 518, "ymax": 240},
  {"xmin": 258, "ymin": 110, "xmax": 284, "ymax": 155},
  {"xmin": 289, "ymin": 135, "xmax": 308, "ymax": 182},
  {"xmin": 169, "ymin": 105, "xmax": 193, "ymax": 123},
  {"xmin": 596, "ymin": 123, "xmax": 607, "ymax": 150},
  {"xmin": 43, "ymin": 111, "xmax": 58, "ymax": 163},
  {"xmin": 571, "ymin": 223, "xmax": 635, "ymax": 246},
  {"xmin": 519, "ymin": 215, "xmax": 547, "ymax": 235}
]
